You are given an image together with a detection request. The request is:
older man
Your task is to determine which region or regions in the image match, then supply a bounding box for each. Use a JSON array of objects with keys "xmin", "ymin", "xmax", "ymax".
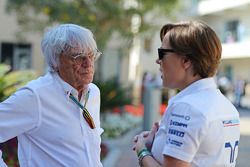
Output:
[{"xmin": 0, "ymin": 24, "xmax": 103, "ymax": 167}]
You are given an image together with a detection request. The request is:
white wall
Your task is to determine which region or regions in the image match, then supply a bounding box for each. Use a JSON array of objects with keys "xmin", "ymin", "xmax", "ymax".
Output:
[
  {"xmin": 220, "ymin": 58, "xmax": 250, "ymax": 81},
  {"xmin": 190, "ymin": 2, "xmax": 250, "ymax": 82},
  {"xmin": 0, "ymin": 0, "xmax": 45, "ymax": 74}
]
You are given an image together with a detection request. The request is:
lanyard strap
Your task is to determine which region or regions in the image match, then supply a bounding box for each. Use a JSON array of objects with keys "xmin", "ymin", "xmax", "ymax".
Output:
[{"xmin": 69, "ymin": 90, "xmax": 96, "ymax": 129}]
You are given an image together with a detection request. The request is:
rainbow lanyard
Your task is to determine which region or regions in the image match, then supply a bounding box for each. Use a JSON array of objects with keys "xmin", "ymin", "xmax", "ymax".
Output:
[{"xmin": 69, "ymin": 90, "xmax": 96, "ymax": 129}]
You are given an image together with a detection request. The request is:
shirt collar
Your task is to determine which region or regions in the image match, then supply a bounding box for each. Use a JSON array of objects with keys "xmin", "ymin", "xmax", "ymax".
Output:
[
  {"xmin": 168, "ymin": 77, "xmax": 217, "ymax": 105},
  {"xmin": 53, "ymin": 72, "xmax": 90, "ymax": 101},
  {"xmin": 53, "ymin": 72, "xmax": 78, "ymax": 98}
]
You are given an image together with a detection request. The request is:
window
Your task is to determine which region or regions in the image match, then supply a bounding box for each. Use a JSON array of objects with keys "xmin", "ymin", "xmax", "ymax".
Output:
[
  {"xmin": 0, "ymin": 43, "xmax": 31, "ymax": 70},
  {"xmin": 224, "ymin": 20, "xmax": 239, "ymax": 43}
]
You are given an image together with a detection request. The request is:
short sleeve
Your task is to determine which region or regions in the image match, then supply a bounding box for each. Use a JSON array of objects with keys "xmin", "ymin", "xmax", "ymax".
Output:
[
  {"xmin": 0, "ymin": 87, "xmax": 40, "ymax": 142},
  {"xmin": 162, "ymin": 102, "xmax": 208, "ymax": 162}
]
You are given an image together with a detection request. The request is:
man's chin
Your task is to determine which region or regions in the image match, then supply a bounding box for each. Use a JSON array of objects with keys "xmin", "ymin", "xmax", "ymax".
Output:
[{"xmin": 83, "ymin": 78, "xmax": 93, "ymax": 85}]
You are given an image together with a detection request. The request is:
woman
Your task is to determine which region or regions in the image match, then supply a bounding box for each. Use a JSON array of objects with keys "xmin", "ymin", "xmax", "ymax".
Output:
[{"xmin": 133, "ymin": 21, "xmax": 240, "ymax": 167}]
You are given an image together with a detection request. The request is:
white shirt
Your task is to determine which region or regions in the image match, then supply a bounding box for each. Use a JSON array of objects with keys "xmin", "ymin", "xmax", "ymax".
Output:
[
  {"xmin": 0, "ymin": 72, "xmax": 103, "ymax": 167},
  {"xmin": 151, "ymin": 78, "xmax": 240, "ymax": 167}
]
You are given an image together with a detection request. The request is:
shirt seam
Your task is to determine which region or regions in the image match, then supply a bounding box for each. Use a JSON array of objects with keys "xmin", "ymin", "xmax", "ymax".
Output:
[{"xmin": 163, "ymin": 146, "xmax": 193, "ymax": 162}]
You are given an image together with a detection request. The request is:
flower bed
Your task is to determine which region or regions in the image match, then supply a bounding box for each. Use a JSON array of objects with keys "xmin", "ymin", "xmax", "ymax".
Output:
[{"xmin": 101, "ymin": 112, "xmax": 142, "ymax": 139}]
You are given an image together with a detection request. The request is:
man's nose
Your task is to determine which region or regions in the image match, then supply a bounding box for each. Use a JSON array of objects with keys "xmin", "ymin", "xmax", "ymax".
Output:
[{"xmin": 82, "ymin": 56, "xmax": 93, "ymax": 67}]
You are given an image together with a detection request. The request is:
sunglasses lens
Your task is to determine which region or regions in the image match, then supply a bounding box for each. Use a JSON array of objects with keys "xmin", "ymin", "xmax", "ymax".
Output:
[
  {"xmin": 158, "ymin": 49, "xmax": 164, "ymax": 60},
  {"xmin": 158, "ymin": 48, "xmax": 176, "ymax": 60}
]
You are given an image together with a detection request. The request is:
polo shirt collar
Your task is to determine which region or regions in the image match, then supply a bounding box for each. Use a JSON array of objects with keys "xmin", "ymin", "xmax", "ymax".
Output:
[{"xmin": 168, "ymin": 77, "xmax": 217, "ymax": 105}]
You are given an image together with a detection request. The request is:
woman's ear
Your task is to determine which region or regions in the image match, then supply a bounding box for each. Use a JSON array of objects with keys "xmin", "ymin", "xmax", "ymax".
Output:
[{"xmin": 182, "ymin": 56, "xmax": 192, "ymax": 70}]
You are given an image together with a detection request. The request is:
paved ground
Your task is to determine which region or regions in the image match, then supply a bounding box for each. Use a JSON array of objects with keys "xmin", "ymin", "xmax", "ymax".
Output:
[
  {"xmin": 102, "ymin": 126, "xmax": 140, "ymax": 167},
  {"xmin": 102, "ymin": 108, "xmax": 250, "ymax": 167}
]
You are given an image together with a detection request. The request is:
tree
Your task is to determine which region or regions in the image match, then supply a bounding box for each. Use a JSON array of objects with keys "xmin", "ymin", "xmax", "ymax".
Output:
[
  {"xmin": 6, "ymin": 0, "xmax": 179, "ymax": 47},
  {"xmin": 5, "ymin": 0, "xmax": 179, "ymax": 80},
  {"xmin": 95, "ymin": 77, "xmax": 132, "ymax": 112}
]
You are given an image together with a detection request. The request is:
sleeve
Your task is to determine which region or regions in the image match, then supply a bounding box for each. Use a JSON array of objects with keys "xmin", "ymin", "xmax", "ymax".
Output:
[
  {"xmin": 0, "ymin": 88, "xmax": 40, "ymax": 166},
  {"xmin": 162, "ymin": 102, "xmax": 208, "ymax": 162},
  {"xmin": 0, "ymin": 87, "xmax": 40, "ymax": 142}
]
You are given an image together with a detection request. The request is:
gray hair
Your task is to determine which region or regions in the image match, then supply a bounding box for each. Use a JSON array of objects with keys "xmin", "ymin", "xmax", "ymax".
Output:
[{"xmin": 41, "ymin": 24, "xmax": 97, "ymax": 72}]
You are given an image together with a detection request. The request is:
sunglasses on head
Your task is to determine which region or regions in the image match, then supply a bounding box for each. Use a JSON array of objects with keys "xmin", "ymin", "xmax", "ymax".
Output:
[{"xmin": 158, "ymin": 48, "xmax": 176, "ymax": 60}]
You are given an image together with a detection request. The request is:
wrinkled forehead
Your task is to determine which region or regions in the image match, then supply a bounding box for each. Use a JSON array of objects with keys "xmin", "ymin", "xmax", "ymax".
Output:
[{"xmin": 63, "ymin": 38, "xmax": 96, "ymax": 54}]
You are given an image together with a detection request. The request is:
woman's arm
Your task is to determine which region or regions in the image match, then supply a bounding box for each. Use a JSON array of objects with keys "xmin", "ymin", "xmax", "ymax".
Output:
[
  {"xmin": 163, "ymin": 155, "xmax": 190, "ymax": 167},
  {"xmin": 140, "ymin": 154, "xmax": 190, "ymax": 167},
  {"xmin": 140, "ymin": 155, "xmax": 162, "ymax": 167},
  {"xmin": 134, "ymin": 122, "xmax": 190, "ymax": 167}
]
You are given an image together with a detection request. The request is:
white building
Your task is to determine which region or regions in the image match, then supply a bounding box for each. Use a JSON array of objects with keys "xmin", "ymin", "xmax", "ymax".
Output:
[
  {"xmin": 186, "ymin": 0, "xmax": 250, "ymax": 106},
  {"xmin": 139, "ymin": 0, "xmax": 250, "ymax": 82},
  {"xmin": 0, "ymin": 0, "xmax": 45, "ymax": 74},
  {"xmin": 0, "ymin": 0, "xmax": 143, "ymax": 86},
  {"xmin": 189, "ymin": 0, "xmax": 250, "ymax": 82},
  {"xmin": 135, "ymin": 0, "xmax": 250, "ymax": 106}
]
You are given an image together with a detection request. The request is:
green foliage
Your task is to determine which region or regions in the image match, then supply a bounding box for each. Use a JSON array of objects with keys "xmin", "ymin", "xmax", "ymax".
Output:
[
  {"xmin": 5, "ymin": 0, "xmax": 179, "ymax": 81},
  {"xmin": 6, "ymin": 0, "xmax": 179, "ymax": 49},
  {"xmin": 95, "ymin": 78, "xmax": 132, "ymax": 112},
  {"xmin": 0, "ymin": 64, "xmax": 37, "ymax": 101}
]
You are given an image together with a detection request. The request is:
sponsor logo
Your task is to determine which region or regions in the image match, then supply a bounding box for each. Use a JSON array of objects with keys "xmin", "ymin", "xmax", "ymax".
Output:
[
  {"xmin": 168, "ymin": 128, "xmax": 185, "ymax": 137},
  {"xmin": 168, "ymin": 138, "xmax": 183, "ymax": 147},
  {"xmin": 171, "ymin": 113, "xmax": 191, "ymax": 121},
  {"xmin": 170, "ymin": 120, "xmax": 188, "ymax": 128},
  {"xmin": 222, "ymin": 119, "xmax": 240, "ymax": 127}
]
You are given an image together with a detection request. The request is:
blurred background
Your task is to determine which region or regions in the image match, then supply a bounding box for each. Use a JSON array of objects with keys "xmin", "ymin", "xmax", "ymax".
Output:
[{"xmin": 0, "ymin": 0, "xmax": 250, "ymax": 166}]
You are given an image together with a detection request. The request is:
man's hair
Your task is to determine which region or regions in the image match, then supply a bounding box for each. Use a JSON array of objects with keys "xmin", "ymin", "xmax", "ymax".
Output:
[
  {"xmin": 160, "ymin": 20, "xmax": 222, "ymax": 78},
  {"xmin": 41, "ymin": 24, "xmax": 97, "ymax": 72}
]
